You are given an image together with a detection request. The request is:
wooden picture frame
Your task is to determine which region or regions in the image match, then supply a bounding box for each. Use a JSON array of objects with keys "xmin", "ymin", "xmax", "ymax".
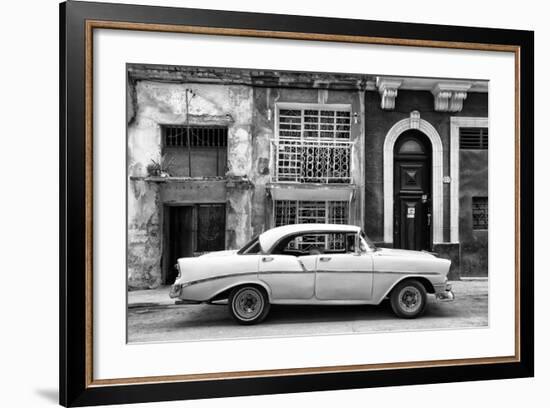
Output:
[{"xmin": 60, "ymin": 1, "xmax": 534, "ymax": 406}]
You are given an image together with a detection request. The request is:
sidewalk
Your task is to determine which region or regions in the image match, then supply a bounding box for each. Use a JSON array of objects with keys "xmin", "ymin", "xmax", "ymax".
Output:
[
  {"xmin": 127, "ymin": 279, "xmax": 487, "ymax": 308},
  {"xmin": 128, "ymin": 285, "xmax": 173, "ymax": 308}
]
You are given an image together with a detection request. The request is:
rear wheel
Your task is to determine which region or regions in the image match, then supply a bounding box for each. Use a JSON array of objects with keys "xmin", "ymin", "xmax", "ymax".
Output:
[
  {"xmin": 390, "ymin": 280, "xmax": 427, "ymax": 318},
  {"xmin": 228, "ymin": 286, "xmax": 270, "ymax": 325}
]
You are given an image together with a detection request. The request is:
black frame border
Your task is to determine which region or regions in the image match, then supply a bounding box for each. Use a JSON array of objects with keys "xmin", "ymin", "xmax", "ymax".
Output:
[{"xmin": 60, "ymin": 1, "xmax": 534, "ymax": 406}]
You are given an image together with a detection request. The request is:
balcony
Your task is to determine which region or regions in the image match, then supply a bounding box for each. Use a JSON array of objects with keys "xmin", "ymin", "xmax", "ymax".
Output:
[{"xmin": 271, "ymin": 137, "xmax": 354, "ymax": 184}]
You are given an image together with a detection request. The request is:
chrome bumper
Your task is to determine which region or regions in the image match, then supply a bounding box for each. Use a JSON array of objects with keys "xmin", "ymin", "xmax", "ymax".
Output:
[{"xmin": 435, "ymin": 283, "xmax": 455, "ymax": 302}]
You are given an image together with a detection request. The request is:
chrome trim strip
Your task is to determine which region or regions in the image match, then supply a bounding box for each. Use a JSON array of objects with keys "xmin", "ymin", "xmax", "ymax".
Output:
[
  {"xmin": 178, "ymin": 269, "xmax": 441, "ymax": 287},
  {"xmin": 373, "ymin": 270, "xmax": 441, "ymax": 276}
]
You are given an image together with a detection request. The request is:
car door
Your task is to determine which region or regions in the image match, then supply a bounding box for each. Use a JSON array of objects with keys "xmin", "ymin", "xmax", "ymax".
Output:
[
  {"xmin": 258, "ymin": 254, "xmax": 316, "ymax": 300},
  {"xmin": 314, "ymin": 234, "xmax": 374, "ymax": 301}
]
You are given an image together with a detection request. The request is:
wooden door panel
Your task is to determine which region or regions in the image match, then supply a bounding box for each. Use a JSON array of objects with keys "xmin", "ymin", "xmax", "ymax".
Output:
[
  {"xmin": 196, "ymin": 204, "xmax": 225, "ymax": 252},
  {"xmin": 394, "ymin": 160, "xmax": 431, "ymax": 251},
  {"xmin": 398, "ymin": 198, "xmax": 429, "ymax": 250},
  {"xmin": 166, "ymin": 206, "xmax": 194, "ymax": 284}
]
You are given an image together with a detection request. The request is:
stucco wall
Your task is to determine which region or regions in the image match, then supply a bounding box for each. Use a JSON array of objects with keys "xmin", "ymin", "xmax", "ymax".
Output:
[
  {"xmin": 363, "ymin": 90, "xmax": 488, "ymax": 244},
  {"xmin": 459, "ymin": 150, "xmax": 489, "ymax": 276},
  {"xmin": 254, "ymin": 87, "xmax": 364, "ymax": 229},
  {"xmin": 127, "ymin": 81, "xmax": 255, "ymax": 288},
  {"xmin": 128, "ymin": 80, "xmax": 365, "ymax": 288},
  {"xmin": 128, "ymin": 75, "xmax": 488, "ymax": 288},
  {"xmin": 363, "ymin": 90, "xmax": 488, "ymax": 277}
]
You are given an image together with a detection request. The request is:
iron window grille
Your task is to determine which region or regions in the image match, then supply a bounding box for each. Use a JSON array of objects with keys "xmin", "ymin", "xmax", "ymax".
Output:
[
  {"xmin": 274, "ymin": 200, "xmax": 349, "ymax": 250},
  {"xmin": 459, "ymin": 127, "xmax": 489, "ymax": 150},
  {"xmin": 161, "ymin": 125, "xmax": 227, "ymax": 177},
  {"xmin": 472, "ymin": 196, "xmax": 489, "ymax": 230},
  {"xmin": 274, "ymin": 107, "xmax": 353, "ymax": 183},
  {"xmin": 163, "ymin": 125, "xmax": 228, "ymax": 148}
]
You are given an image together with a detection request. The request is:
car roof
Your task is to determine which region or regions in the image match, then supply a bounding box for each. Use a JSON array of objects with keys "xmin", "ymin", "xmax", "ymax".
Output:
[{"xmin": 258, "ymin": 223, "xmax": 361, "ymax": 253}]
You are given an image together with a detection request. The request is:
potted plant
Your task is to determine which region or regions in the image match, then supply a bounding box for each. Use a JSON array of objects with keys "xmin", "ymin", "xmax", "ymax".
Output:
[{"xmin": 146, "ymin": 155, "xmax": 175, "ymax": 178}]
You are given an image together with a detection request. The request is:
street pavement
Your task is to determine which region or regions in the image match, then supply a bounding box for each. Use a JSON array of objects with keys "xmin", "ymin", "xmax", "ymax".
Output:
[{"xmin": 127, "ymin": 280, "xmax": 487, "ymax": 343}]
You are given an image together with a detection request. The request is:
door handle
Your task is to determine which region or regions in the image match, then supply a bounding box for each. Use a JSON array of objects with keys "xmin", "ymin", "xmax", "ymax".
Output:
[
  {"xmin": 262, "ymin": 256, "xmax": 274, "ymax": 262},
  {"xmin": 319, "ymin": 257, "xmax": 332, "ymax": 262}
]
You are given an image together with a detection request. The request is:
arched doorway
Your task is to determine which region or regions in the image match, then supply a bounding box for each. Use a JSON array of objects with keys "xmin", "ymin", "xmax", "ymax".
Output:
[
  {"xmin": 393, "ymin": 130, "xmax": 432, "ymax": 250},
  {"xmin": 383, "ymin": 112, "xmax": 443, "ymax": 246}
]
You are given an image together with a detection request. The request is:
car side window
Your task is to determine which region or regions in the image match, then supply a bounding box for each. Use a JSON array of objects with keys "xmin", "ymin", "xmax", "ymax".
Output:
[{"xmin": 272, "ymin": 232, "xmax": 357, "ymax": 256}]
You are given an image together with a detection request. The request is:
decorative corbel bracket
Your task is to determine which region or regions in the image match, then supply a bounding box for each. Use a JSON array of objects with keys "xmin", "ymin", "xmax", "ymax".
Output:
[
  {"xmin": 376, "ymin": 77, "xmax": 402, "ymax": 110},
  {"xmin": 432, "ymin": 82, "xmax": 472, "ymax": 112}
]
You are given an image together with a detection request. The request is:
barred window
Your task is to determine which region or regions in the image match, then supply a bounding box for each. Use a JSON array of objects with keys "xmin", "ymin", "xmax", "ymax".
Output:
[
  {"xmin": 163, "ymin": 125, "xmax": 228, "ymax": 148},
  {"xmin": 460, "ymin": 127, "xmax": 488, "ymax": 150},
  {"xmin": 279, "ymin": 109, "xmax": 352, "ymax": 139},
  {"xmin": 276, "ymin": 107, "xmax": 353, "ymax": 183},
  {"xmin": 274, "ymin": 200, "xmax": 349, "ymax": 250},
  {"xmin": 472, "ymin": 197, "xmax": 488, "ymax": 230},
  {"xmin": 161, "ymin": 125, "xmax": 227, "ymax": 177}
]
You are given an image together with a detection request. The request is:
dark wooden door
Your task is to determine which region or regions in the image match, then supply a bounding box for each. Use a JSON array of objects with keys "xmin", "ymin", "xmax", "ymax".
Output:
[
  {"xmin": 393, "ymin": 131, "xmax": 432, "ymax": 250},
  {"xmin": 196, "ymin": 204, "xmax": 226, "ymax": 252},
  {"xmin": 166, "ymin": 206, "xmax": 194, "ymax": 284},
  {"xmin": 164, "ymin": 204, "xmax": 226, "ymax": 284}
]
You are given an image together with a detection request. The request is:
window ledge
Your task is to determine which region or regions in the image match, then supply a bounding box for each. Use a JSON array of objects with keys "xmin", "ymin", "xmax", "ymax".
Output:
[
  {"xmin": 267, "ymin": 183, "xmax": 357, "ymax": 201},
  {"xmin": 130, "ymin": 176, "xmax": 227, "ymax": 183}
]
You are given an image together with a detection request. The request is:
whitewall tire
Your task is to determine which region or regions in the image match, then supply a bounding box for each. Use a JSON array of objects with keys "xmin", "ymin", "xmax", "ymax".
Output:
[
  {"xmin": 228, "ymin": 286, "xmax": 270, "ymax": 325},
  {"xmin": 390, "ymin": 279, "xmax": 427, "ymax": 318}
]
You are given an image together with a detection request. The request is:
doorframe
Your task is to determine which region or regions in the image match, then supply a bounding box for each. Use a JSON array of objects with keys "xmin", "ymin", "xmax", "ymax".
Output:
[
  {"xmin": 383, "ymin": 111, "xmax": 444, "ymax": 244},
  {"xmin": 162, "ymin": 203, "xmax": 196, "ymax": 285}
]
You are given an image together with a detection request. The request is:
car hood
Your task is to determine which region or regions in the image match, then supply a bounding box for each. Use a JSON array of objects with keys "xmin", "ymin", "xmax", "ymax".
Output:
[
  {"xmin": 376, "ymin": 247, "xmax": 436, "ymax": 258},
  {"xmin": 200, "ymin": 250, "xmax": 239, "ymax": 257}
]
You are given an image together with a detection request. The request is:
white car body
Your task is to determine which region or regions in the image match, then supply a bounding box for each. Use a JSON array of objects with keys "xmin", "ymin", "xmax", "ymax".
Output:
[{"xmin": 169, "ymin": 224, "xmax": 454, "ymax": 307}]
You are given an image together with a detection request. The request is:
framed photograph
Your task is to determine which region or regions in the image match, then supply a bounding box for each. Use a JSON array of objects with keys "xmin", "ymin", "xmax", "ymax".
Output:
[{"xmin": 60, "ymin": 1, "xmax": 534, "ymax": 406}]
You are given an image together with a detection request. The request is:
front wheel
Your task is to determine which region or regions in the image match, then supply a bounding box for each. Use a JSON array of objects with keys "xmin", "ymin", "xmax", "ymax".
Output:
[
  {"xmin": 390, "ymin": 280, "xmax": 427, "ymax": 318},
  {"xmin": 228, "ymin": 286, "xmax": 270, "ymax": 325}
]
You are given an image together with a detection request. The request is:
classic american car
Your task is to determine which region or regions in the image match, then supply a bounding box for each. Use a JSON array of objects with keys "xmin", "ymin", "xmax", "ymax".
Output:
[{"xmin": 169, "ymin": 224, "xmax": 454, "ymax": 324}]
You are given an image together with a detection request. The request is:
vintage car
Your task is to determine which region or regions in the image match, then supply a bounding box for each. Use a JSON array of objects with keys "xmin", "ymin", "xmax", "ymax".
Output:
[{"xmin": 169, "ymin": 224, "xmax": 454, "ymax": 324}]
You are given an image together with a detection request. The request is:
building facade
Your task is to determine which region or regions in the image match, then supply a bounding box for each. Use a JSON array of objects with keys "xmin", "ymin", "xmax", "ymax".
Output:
[{"xmin": 127, "ymin": 65, "xmax": 488, "ymax": 289}]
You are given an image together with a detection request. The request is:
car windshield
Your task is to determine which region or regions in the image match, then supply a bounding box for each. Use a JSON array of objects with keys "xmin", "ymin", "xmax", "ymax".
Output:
[{"xmin": 237, "ymin": 235, "xmax": 260, "ymax": 254}]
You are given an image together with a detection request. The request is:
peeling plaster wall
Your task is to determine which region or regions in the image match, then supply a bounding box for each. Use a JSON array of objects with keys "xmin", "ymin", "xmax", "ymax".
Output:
[
  {"xmin": 253, "ymin": 87, "xmax": 364, "ymax": 230},
  {"xmin": 127, "ymin": 81, "xmax": 255, "ymax": 288},
  {"xmin": 127, "ymin": 180, "xmax": 162, "ymax": 289},
  {"xmin": 128, "ymin": 73, "xmax": 489, "ymax": 288}
]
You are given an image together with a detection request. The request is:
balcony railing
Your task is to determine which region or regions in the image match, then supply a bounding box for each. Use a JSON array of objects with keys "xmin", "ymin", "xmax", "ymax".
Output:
[{"xmin": 271, "ymin": 137, "xmax": 354, "ymax": 183}]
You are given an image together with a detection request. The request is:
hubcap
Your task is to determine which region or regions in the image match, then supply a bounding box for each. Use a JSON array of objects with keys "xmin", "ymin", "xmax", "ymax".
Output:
[
  {"xmin": 398, "ymin": 286, "xmax": 422, "ymax": 313},
  {"xmin": 233, "ymin": 288, "xmax": 264, "ymax": 321}
]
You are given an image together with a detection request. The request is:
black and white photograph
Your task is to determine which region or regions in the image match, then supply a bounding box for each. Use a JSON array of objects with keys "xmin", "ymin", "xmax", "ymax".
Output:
[
  {"xmin": 126, "ymin": 64, "xmax": 489, "ymax": 343},
  {"xmin": 1, "ymin": 0, "xmax": 542, "ymax": 406}
]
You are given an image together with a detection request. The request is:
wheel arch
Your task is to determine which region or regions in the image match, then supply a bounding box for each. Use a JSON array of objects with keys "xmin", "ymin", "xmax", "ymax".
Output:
[
  {"xmin": 383, "ymin": 275, "xmax": 435, "ymax": 300},
  {"xmin": 209, "ymin": 281, "xmax": 272, "ymax": 303}
]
